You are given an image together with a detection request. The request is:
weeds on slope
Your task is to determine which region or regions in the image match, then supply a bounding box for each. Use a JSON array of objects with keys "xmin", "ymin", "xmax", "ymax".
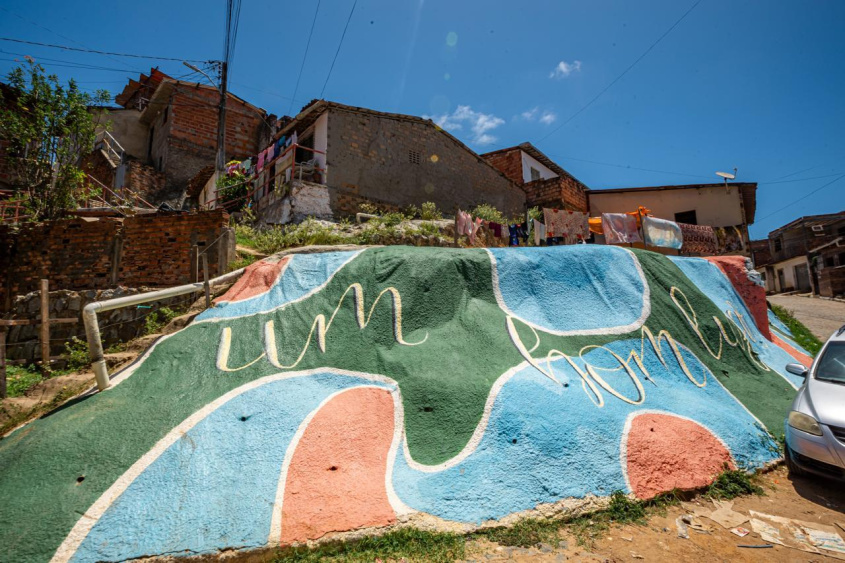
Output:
[
  {"xmin": 272, "ymin": 528, "xmax": 465, "ymax": 562},
  {"xmin": 704, "ymin": 466, "xmax": 765, "ymax": 500},
  {"xmin": 770, "ymin": 304, "xmax": 823, "ymax": 356}
]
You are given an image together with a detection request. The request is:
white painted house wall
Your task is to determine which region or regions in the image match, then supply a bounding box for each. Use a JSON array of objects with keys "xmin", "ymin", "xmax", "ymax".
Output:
[
  {"xmin": 589, "ymin": 186, "xmax": 745, "ymax": 227},
  {"xmin": 521, "ymin": 151, "xmax": 557, "ymax": 184},
  {"xmin": 314, "ymin": 112, "xmax": 328, "ymax": 173}
]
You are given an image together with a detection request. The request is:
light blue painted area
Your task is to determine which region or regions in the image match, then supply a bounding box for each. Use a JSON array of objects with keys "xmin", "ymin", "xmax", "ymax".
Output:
[
  {"xmin": 488, "ymin": 245, "xmax": 647, "ymax": 334},
  {"xmin": 71, "ymin": 372, "xmax": 392, "ymax": 563},
  {"xmin": 392, "ymin": 339, "xmax": 778, "ymax": 524},
  {"xmin": 195, "ymin": 251, "xmax": 360, "ymax": 322},
  {"xmin": 768, "ymin": 309, "xmax": 793, "ymax": 336},
  {"xmin": 669, "ymin": 257, "xmax": 806, "ymax": 388}
]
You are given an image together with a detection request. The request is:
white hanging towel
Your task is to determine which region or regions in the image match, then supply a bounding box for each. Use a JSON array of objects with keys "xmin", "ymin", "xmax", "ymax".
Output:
[{"xmin": 642, "ymin": 216, "xmax": 683, "ymax": 249}]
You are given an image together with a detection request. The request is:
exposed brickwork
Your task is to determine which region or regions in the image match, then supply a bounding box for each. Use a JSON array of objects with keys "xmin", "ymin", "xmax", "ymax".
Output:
[
  {"xmin": 81, "ymin": 150, "xmax": 116, "ymax": 193},
  {"xmin": 481, "ymin": 150, "xmax": 523, "ymax": 185},
  {"xmin": 124, "ymin": 159, "xmax": 166, "ymax": 202},
  {"xmin": 522, "ymin": 176, "xmax": 589, "ymax": 213},
  {"xmin": 482, "ymin": 145, "xmax": 589, "ymax": 213},
  {"xmin": 0, "ymin": 209, "xmax": 231, "ymax": 309},
  {"xmin": 325, "ymin": 107, "xmax": 526, "ymax": 217}
]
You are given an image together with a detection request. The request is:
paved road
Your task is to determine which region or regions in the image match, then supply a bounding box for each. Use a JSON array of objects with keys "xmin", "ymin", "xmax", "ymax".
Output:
[{"xmin": 768, "ymin": 294, "xmax": 845, "ymax": 340}]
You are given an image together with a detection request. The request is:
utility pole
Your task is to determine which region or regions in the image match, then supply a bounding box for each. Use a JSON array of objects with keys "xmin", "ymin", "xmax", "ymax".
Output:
[{"xmin": 216, "ymin": 60, "xmax": 228, "ymax": 172}]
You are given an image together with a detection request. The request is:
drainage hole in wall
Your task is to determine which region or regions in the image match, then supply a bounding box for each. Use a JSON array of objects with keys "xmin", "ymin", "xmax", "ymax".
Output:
[
  {"xmin": 423, "ymin": 406, "xmax": 434, "ymax": 412},
  {"xmin": 329, "ymin": 466, "xmax": 338, "ymax": 471},
  {"xmin": 240, "ymin": 415, "xmax": 250, "ymax": 422},
  {"xmin": 76, "ymin": 476, "xmax": 85, "ymax": 484},
  {"xmin": 511, "ymin": 439, "xmax": 517, "ymax": 444}
]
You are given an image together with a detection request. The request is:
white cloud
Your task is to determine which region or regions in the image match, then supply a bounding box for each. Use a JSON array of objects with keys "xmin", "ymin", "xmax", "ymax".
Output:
[
  {"xmin": 520, "ymin": 107, "xmax": 539, "ymax": 121},
  {"xmin": 428, "ymin": 105, "xmax": 505, "ymax": 146},
  {"xmin": 516, "ymin": 106, "xmax": 557, "ymax": 125},
  {"xmin": 539, "ymin": 111, "xmax": 557, "ymax": 125},
  {"xmin": 549, "ymin": 60, "xmax": 582, "ymax": 79}
]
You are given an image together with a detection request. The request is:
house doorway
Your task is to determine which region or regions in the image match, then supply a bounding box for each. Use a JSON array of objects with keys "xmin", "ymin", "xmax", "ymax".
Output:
[{"xmin": 794, "ymin": 264, "xmax": 811, "ymax": 292}]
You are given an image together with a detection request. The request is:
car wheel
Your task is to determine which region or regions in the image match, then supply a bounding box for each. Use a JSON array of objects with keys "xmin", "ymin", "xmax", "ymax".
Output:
[{"xmin": 786, "ymin": 447, "xmax": 804, "ymax": 477}]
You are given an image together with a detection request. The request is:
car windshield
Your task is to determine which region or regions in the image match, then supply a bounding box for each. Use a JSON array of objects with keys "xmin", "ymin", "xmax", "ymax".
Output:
[{"xmin": 815, "ymin": 341, "xmax": 845, "ymax": 384}]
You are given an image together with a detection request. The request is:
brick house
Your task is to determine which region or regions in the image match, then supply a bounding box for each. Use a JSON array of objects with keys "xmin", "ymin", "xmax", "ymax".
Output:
[
  {"xmin": 248, "ymin": 100, "xmax": 526, "ymax": 224},
  {"xmin": 763, "ymin": 211, "xmax": 845, "ymax": 296},
  {"xmin": 88, "ymin": 69, "xmax": 273, "ymax": 206},
  {"xmin": 481, "ymin": 143, "xmax": 589, "ymax": 212}
]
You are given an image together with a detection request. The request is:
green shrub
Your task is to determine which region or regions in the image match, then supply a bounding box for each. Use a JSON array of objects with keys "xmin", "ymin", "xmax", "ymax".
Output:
[
  {"xmin": 705, "ymin": 467, "xmax": 764, "ymax": 499},
  {"xmin": 470, "ymin": 203, "xmax": 506, "ymax": 225},
  {"xmin": 144, "ymin": 306, "xmax": 180, "ymax": 336},
  {"xmin": 420, "ymin": 201, "xmax": 443, "ymax": 220},
  {"xmin": 527, "ymin": 206, "xmax": 543, "ymax": 223},
  {"xmin": 64, "ymin": 337, "xmax": 90, "ymax": 371},
  {"xmin": 5, "ymin": 365, "xmax": 42, "ymax": 397}
]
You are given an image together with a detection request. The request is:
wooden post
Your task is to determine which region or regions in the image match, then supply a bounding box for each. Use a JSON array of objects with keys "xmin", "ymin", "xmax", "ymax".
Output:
[
  {"xmin": 202, "ymin": 253, "xmax": 211, "ymax": 309},
  {"xmin": 40, "ymin": 279, "xmax": 49, "ymax": 372},
  {"xmin": 454, "ymin": 207, "xmax": 459, "ymax": 248},
  {"xmin": 191, "ymin": 244, "xmax": 199, "ymax": 283},
  {"xmin": 0, "ymin": 328, "xmax": 6, "ymax": 399}
]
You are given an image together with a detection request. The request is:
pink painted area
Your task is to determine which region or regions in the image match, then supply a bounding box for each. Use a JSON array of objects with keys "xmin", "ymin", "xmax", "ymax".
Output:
[
  {"xmin": 773, "ymin": 333, "xmax": 814, "ymax": 367},
  {"xmin": 280, "ymin": 387, "xmax": 396, "ymax": 545},
  {"xmin": 625, "ymin": 413, "xmax": 734, "ymax": 499},
  {"xmin": 706, "ymin": 256, "xmax": 772, "ymax": 341},
  {"xmin": 215, "ymin": 256, "xmax": 289, "ymax": 304}
]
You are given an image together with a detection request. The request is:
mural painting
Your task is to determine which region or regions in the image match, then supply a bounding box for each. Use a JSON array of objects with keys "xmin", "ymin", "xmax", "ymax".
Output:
[{"xmin": 0, "ymin": 245, "xmax": 808, "ymax": 562}]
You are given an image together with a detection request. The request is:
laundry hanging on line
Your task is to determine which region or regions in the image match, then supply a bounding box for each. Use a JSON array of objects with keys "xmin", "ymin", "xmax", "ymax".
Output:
[
  {"xmin": 678, "ymin": 223, "xmax": 718, "ymax": 255},
  {"xmin": 642, "ymin": 215, "xmax": 683, "ymax": 250},
  {"xmin": 544, "ymin": 208, "xmax": 589, "ymax": 244},
  {"xmin": 602, "ymin": 213, "xmax": 642, "ymax": 244}
]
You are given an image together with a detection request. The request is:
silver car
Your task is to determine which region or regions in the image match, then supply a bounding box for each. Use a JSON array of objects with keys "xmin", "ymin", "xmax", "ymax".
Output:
[{"xmin": 785, "ymin": 326, "xmax": 845, "ymax": 480}]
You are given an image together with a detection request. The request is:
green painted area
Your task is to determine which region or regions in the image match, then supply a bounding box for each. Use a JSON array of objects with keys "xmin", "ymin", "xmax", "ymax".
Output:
[{"xmin": 0, "ymin": 247, "xmax": 794, "ymax": 562}]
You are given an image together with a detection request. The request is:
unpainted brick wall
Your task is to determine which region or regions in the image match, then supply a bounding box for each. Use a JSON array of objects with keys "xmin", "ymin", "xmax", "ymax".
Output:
[
  {"xmin": 124, "ymin": 160, "xmax": 166, "ymax": 202},
  {"xmin": 523, "ymin": 176, "xmax": 589, "ymax": 213},
  {"xmin": 325, "ymin": 108, "xmax": 526, "ymax": 217},
  {"xmin": 481, "ymin": 149, "xmax": 523, "ymax": 186},
  {"xmin": 0, "ymin": 209, "xmax": 231, "ymax": 309}
]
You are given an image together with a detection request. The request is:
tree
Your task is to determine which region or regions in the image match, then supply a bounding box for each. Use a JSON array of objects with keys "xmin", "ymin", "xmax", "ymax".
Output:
[{"xmin": 0, "ymin": 59, "xmax": 111, "ymax": 220}]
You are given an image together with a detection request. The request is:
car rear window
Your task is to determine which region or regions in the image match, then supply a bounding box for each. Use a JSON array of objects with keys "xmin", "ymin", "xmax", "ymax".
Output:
[{"xmin": 815, "ymin": 341, "xmax": 845, "ymax": 383}]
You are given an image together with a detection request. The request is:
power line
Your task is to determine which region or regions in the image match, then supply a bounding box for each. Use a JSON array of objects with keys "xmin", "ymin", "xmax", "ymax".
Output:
[
  {"xmin": 548, "ymin": 152, "xmax": 713, "ymax": 180},
  {"xmin": 756, "ymin": 173, "xmax": 845, "ymax": 223},
  {"xmin": 0, "ymin": 6, "xmax": 132, "ymax": 69},
  {"xmin": 538, "ymin": 0, "xmax": 703, "ymax": 142},
  {"xmin": 0, "ymin": 37, "xmax": 207, "ymax": 63},
  {"xmin": 289, "ymin": 0, "xmax": 322, "ymax": 114},
  {"xmin": 0, "ymin": 49, "xmax": 143, "ymax": 73},
  {"xmin": 0, "ymin": 57, "xmax": 141, "ymax": 74},
  {"xmin": 320, "ymin": 0, "xmax": 358, "ymax": 98},
  {"xmin": 759, "ymin": 172, "xmax": 845, "ymax": 185}
]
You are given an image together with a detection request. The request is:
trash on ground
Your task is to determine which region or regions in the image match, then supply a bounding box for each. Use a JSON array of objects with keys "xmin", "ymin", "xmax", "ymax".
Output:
[
  {"xmin": 731, "ymin": 527, "xmax": 750, "ymax": 537},
  {"xmin": 738, "ymin": 544, "xmax": 774, "ymax": 549},
  {"xmin": 676, "ymin": 515, "xmax": 690, "ymax": 539},
  {"xmin": 749, "ymin": 510, "xmax": 845, "ymax": 556},
  {"xmin": 750, "ymin": 518, "xmax": 787, "ymax": 546}
]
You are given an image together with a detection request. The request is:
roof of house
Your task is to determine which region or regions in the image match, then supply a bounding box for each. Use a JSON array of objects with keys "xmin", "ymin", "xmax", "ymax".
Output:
[
  {"xmin": 589, "ymin": 182, "xmax": 758, "ymax": 225},
  {"xmin": 768, "ymin": 211, "xmax": 845, "ymax": 238},
  {"xmin": 479, "ymin": 142, "xmax": 590, "ymax": 191},
  {"xmin": 277, "ymin": 99, "xmax": 520, "ymax": 188},
  {"xmin": 138, "ymin": 78, "xmax": 267, "ymax": 125}
]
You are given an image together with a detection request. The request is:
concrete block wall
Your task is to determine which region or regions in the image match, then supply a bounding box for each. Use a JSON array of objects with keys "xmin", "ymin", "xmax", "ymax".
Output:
[
  {"xmin": 325, "ymin": 108, "xmax": 526, "ymax": 217},
  {"xmin": 0, "ymin": 209, "xmax": 232, "ymax": 309}
]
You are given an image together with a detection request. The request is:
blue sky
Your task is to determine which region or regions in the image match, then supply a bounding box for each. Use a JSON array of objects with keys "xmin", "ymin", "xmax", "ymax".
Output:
[{"xmin": 1, "ymin": 0, "xmax": 843, "ymax": 237}]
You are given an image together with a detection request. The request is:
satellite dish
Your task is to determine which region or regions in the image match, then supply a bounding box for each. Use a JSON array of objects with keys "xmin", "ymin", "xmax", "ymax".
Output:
[{"xmin": 716, "ymin": 167, "xmax": 738, "ymax": 185}]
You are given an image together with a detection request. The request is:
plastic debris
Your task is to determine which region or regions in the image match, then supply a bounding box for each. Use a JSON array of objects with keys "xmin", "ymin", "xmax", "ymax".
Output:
[
  {"xmin": 676, "ymin": 515, "xmax": 690, "ymax": 539},
  {"xmin": 731, "ymin": 527, "xmax": 750, "ymax": 537}
]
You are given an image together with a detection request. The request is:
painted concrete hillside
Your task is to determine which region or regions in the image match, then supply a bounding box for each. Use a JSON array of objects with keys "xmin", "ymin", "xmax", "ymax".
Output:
[{"xmin": 0, "ymin": 246, "xmax": 811, "ymax": 562}]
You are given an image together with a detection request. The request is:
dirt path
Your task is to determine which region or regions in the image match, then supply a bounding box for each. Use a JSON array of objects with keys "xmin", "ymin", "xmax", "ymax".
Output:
[
  {"xmin": 768, "ymin": 295, "xmax": 845, "ymax": 340},
  {"xmin": 466, "ymin": 466, "xmax": 845, "ymax": 562}
]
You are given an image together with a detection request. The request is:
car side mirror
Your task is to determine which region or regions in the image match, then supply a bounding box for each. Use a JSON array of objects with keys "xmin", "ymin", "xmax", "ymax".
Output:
[{"xmin": 786, "ymin": 363, "xmax": 808, "ymax": 378}]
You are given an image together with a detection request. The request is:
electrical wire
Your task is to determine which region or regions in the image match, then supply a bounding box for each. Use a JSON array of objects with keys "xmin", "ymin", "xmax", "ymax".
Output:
[
  {"xmin": 538, "ymin": 0, "xmax": 703, "ymax": 142},
  {"xmin": 0, "ymin": 6, "xmax": 133, "ymax": 69},
  {"xmin": 320, "ymin": 0, "xmax": 358, "ymax": 98},
  {"xmin": 547, "ymin": 152, "xmax": 713, "ymax": 180},
  {"xmin": 0, "ymin": 37, "xmax": 207, "ymax": 63},
  {"xmin": 0, "ymin": 48, "xmax": 144, "ymax": 73},
  {"xmin": 289, "ymin": 0, "xmax": 322, "ymax": 114},
  {"xmin": 756, "ymin": 173, "xmax": 845, "ymax": 223}
]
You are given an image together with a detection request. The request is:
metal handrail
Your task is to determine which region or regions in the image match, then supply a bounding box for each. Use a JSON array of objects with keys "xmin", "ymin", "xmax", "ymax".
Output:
[{"xmin": 82, "ymin": 267, "xmax": 246, "ymax": 391}]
